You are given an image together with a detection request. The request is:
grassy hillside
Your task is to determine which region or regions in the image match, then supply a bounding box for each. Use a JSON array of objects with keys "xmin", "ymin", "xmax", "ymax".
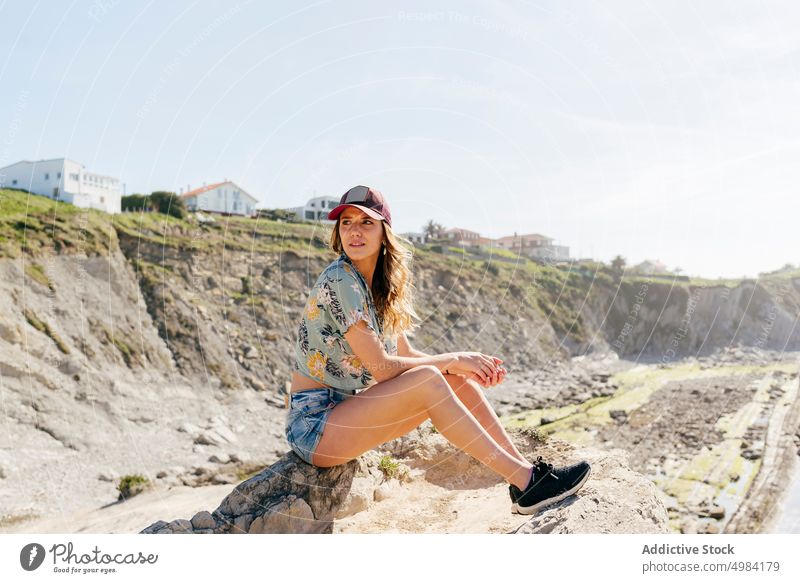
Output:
[{"xmin": 0, "ymin": 189, "xmax": 115, "ymax": 257}]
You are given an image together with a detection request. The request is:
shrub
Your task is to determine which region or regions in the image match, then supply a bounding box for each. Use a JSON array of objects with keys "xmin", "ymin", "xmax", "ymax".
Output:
[
  {"xmin": 241, "ymin": 275, "xmax": 252, "ymax": 295},
  {"xmin": 516, "ymin": 426, "xmax": 549, "ymax": 444},
  {"xmin": 256, "ymin": 208, "xmax": 293, "ymax": 221},
  {"xmin": 116, "ymin": 474, "xmax": 151, "ymax": 501},
  {"xmin": 121, "ymin": 194, "xmax": 152, "ymax": 212},
  {"xmin": 149, "ymin": 191, "xmax": 186, "ymax": 219},
  {"xmin": 378, "ymin": 455, "xmax": 402, "ymax": 480},
  {"xmin": 483, "ymin": 261, "xmax": 500, "ymax": 276},
  {"xmin": 122, "ymin": 192, "xmax": 186, "ymax": 218}
]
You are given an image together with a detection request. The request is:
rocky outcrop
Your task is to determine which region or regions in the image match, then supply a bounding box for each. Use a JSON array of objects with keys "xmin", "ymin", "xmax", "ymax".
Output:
[
  {"xmin": 141, "ymin": 450, "xmax": 389, "ymax": 534},
  {"xmin": 511, "ymin": 449, "xmax": 670, "ymax": 534},
  {"xmin": 140, "ymin": 431, "xmax": 670, "ymax": 534}
]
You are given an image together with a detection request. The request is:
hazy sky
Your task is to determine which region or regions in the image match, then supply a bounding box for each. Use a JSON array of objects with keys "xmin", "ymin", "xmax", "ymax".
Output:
[{"xmin": 1, "ymin": 0, "xmax": 798, "ymax": 278}]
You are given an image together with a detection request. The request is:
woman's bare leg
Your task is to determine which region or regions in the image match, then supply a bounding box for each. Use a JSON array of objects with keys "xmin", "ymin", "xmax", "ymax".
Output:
[
  {"xmin": 312, "ymin": 365, "xmax": 533, "ymax": 490},
  {"xmin": 445, "ymin": 374, "xmax": 528, "ymax": 464}
]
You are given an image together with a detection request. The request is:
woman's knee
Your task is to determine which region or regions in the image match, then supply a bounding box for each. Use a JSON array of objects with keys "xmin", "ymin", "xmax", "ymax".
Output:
[
  {"xmin": 406, "ymin": 365, "xmax": 453, "ymax": 404},
  {"xmin": 408, "ymin": 364, "xmax": 447, "ymax": 385}
]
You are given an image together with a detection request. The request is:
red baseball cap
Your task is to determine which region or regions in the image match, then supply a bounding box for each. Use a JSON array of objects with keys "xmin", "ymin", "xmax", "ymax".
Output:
[{"xmin": 327, "ymin": 185, "xmax": 392, "ymax": 228}]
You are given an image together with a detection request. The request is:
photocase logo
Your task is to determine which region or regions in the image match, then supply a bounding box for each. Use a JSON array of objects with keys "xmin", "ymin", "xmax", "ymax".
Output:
[{"xmin": 20, "ymin": 543, "xmax": 46, "ymax": 571}]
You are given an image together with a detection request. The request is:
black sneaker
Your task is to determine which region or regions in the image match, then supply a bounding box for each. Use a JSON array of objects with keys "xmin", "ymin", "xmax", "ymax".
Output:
[
  {"xmin": 509, "ymin": 483, "xmax": 523, "ymax": 504},
  {"xmin": 512, "ymin": 456, "xmax": 591, "ymax": 515}
]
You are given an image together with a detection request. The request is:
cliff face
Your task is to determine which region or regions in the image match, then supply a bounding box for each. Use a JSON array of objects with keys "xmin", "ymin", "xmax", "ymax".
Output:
[
  {"xmin": 0, "ymin": 249, "xmax": 178, "ymax": 444},
  {"xmin": 113, "ymin": 224, "xmax": 800, "ymax": 393},
  {"xmin": 0, "ymin": 249, "xmax": 187, "ymax": 520},
  {"xmin": 588, "ymin": 278, "xmax": 800, "ymax": 360},
  {"xmin": 111, "ymin": 219, "xmax": 572, "ymax": 394}
]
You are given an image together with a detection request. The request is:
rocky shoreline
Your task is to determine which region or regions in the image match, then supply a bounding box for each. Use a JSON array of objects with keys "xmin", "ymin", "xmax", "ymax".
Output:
[{"xmin": 489, "ymin": 346, "xmax": 800, "ymax": 533}]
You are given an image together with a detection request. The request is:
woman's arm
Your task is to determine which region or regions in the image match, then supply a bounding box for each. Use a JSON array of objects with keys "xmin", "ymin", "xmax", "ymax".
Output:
[
  {"xmin": 344, "ymin": 321, "xmax": 499, "ymax": 384},
  {"xmin": 396, "ymin": 331, "xmax": 508, "ymax": 388},
  {"xmin": 397, "ymin": 332, "xmax": 430, "ymax": 358}
]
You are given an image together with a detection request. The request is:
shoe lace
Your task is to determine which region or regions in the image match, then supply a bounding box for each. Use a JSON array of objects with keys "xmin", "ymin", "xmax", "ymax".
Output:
[{"xmin": 532, "ymin": 456, "xmax": 558, "ymax": 480}]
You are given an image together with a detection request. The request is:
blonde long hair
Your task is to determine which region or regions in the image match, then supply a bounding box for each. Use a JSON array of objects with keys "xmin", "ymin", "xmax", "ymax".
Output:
[{"xmin": 330, "ymin": 219, "xmax": 420, "ymax": 337}]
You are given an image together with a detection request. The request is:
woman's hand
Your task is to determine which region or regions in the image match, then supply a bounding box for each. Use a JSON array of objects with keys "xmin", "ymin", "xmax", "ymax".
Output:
[
  {"xmin": 443, "ymin": 352, "xmax": 506, "ymax": 388},
  {"xmin": 474, "ymin": 356, "xmax": 506, "ymax": 388}
]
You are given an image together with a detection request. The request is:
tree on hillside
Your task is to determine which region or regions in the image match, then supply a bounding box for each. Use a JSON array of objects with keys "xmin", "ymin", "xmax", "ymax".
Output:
[
  {"xmin": 610, "ymin": 255, "xmax": 626, "ymax": 278},
  {"xmin": 122, "ymin": 192, "xmax": 186, "ymax": 218},
  {"xmin": 121, "ymin": 194, "xmax": 152, "ymax": 212},
  {"xmin": 149, "ymin": 191, "xmax": 186, "ymax": 219},
  {"xmin": 423, "ymin": 219, "xmax": 445, "ymax": 239}
]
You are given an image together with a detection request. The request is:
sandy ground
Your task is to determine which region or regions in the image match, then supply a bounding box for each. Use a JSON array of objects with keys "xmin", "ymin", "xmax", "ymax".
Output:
[
  {"xmin": 3, "ymin": 478, "xmax": 530, "ymax": 534},
  {"xmin": 335, "ymin": 479, "xmax": 531, "ymax": 534},
  {"xmin": 1, "ymin": 485, "xmax": 233, "ymax": 534}
]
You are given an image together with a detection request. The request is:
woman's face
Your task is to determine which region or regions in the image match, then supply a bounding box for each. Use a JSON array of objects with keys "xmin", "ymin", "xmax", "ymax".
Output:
[{"xmin": 339, "ymin": 206, "xmax": 384, "ymax": 261}]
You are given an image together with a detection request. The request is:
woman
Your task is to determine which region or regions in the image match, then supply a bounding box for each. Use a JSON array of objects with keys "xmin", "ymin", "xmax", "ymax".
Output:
[{"xmin": 286, "ymin": 185, "xmax": 591, "ymax": 515}]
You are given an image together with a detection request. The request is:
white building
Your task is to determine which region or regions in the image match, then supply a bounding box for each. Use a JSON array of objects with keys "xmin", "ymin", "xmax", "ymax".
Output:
[
  {"xmin": 180, "ymin": 181, "xmax": 258, "ymax": 216},
  {"xmin": 402, "ymin": 232, "xmax": 427, "ymax": 245},
  {"xmin": 494, "ymin": 232, "xmax": 570, "ymax": 261},
  {"xmin": 442, "ymin": 227, "xmax": 482, "ymax": 246},
  {"xmin": 285, "ymin": 195, "xmax": 339, "ymax": 222},
  {"xmin": 0, "ymin": 158, "xmax": 122, "ymax": 214},
  {"xmin": 633, "ymin": 259, "xmax": 670, "ymax": 275}
]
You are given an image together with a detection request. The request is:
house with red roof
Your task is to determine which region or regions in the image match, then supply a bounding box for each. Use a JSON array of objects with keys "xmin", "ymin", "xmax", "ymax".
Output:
[
  {"xmin": 493, "ymin": 232, "xmax": 570, "ymax": 261},
  {"xmin": 180, "ymin": 181, "xmax": 258, "ymax": 216}
]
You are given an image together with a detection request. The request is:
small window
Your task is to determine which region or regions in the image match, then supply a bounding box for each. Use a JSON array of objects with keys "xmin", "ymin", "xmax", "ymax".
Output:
[
  {"xmin": 12, "ymin": 179, "xmax": 17, "ymax": 185},
  {"xmin": 57, "ymin": 172, "xmax": 61, "ymax": 179},
  {"xmin": 100, "ymin": 196, "xmax": 105, "ymax": 203},
  {"xmin": 305, "ymin": 210, "xmax": 314, "ymax": 219},
  {"xmin": 44, "ymin": 173, "xmax": 49, "ymax": 180}
]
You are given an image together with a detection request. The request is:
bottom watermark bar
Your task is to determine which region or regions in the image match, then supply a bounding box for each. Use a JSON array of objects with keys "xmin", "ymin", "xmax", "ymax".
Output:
[{"xmin": 0, "ymin": 534, "xmax": 797, "ymax": 582}]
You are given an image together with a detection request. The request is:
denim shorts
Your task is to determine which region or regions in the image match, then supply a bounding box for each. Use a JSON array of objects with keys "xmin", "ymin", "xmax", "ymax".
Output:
[{"xmin": 285, "ymin": 388, "xmax": 353, "ymax": 465}]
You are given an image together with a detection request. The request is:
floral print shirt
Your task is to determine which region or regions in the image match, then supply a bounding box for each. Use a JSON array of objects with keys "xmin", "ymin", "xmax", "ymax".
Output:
[{"xmin": 293, "ymin": 253, "xmax": 397, "ymax": 393}]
